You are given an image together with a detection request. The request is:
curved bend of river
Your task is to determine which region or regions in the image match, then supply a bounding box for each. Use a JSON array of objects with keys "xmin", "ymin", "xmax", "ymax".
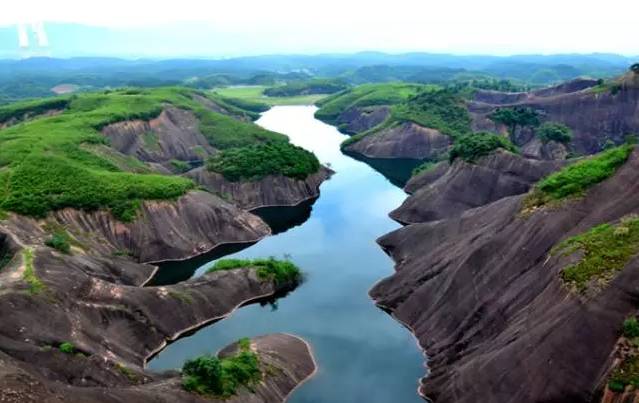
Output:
[{"xmin": 148, "ymin": 106, "xmax": 425, "ymax": 403}]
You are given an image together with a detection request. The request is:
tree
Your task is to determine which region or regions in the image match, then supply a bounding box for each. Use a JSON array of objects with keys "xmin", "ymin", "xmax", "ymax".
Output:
[
  {"xmin": 489, "ymin": 107, "xmax": 540, "ymax": 142},
  {"xmin": 536, "ymin": 122, "xmax": 573, "ymax": 144},
  {"xmin": 631, "ymin": 63, "xmax": 639, "ymax": 74}
]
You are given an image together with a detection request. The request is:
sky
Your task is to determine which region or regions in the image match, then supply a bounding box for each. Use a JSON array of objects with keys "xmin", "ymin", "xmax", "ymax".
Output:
[{"xmin": 0, "ymin": 0, "xmax": 637, "ymax": 56}]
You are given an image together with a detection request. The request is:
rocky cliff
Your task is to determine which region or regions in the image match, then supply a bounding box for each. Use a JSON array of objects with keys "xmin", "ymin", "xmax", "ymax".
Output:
[
  {"xmin": 391, "ymin": 150, "xmax": 564, "ymax": 224},
  {"xmin": 101, "ymin": 107, "xmax": 215, "ymax": 171},
  {"xmin": 187, "ymin": 167, "xmax": 333, "ymax": 210},
  {"xmin": 334, "ymin": 106, "xmax": 391, "ymax": 134},
  {"xmin": 371, "ymin": 148, "xmax": 639, "ymax": 403},
  {"xmin": 0, "ymin": 210, "xmax": 314, "ymax": 402},
  {"xmin": 470, "ymin": 75, "xmax": 639, "ymax": 155},
  {"xmin": 343, "ymin": 122, "xmax": 451, "ymax": 160}
]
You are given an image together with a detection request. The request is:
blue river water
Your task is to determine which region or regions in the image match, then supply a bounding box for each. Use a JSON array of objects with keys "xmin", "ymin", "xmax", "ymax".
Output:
[{"xmin": 147, "ymin": 105, "xmax": 425, "ymax": 403}]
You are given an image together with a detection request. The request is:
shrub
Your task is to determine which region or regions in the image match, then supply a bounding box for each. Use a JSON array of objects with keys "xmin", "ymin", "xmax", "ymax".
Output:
[
  {"xmin": 536, "ymin": 122, "xmax": 573, "ymax": 144},
  {"xmin": 449, "ymin": 132, "xmax": 518, "ymax": 163},
  {"xmin": 45, "ymin": 232, "xmax": 71, "ymax": 254},
  {"xmin": 182, "ymin": 338, "xmax": 261, "ymax": 397},
  {"xmin": 624, "ymin": 317, "xmax": 639, "ymax": 338},
  {"xmin": 207, "ymin": 257, "xmax": 302, "ymax": 285},
  {"xmin": 489, "ymin": 107, "xmax": 540, "ymax": 139},
  {"xmin": 170, "ymin": 159, "xmax": 191, "ymax": 173},
  {"xmin": 631, "ymin": 63, "xmax": 639, "ymax": 74},
  {"xmin": 59, "ymin": 342, "xmax": 76, "ymax": 354},
  {"xmin": 206, "ymin": 142, "xmax": 320, "ymax": 182}
]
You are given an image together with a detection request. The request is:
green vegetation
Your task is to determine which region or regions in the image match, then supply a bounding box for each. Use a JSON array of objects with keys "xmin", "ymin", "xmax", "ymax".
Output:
[
  {"xmin": 536, "ymin": 122, "xmax": 573, "ymax": 144},
  {"xmin": 525, "ymin": 145, "xmax": 633, "ymax": 209},
  {"xmin": 553, "ymin": 215, "xmax": 639, "ymax": 293},
  {"xmin": 264, "ymin": 79, "xmax": 348, "ymax": 97},
  {"xmin": 22, "ymin": 248, "xmax": 45, "ymax": 295},
  {"xmin": 45, "ymin": 232, "xmax": 71, "ymax": 254},
  {"xmin": 182, "ymin": 337, "xmax": 261, "ymax": 397},
  {"xmin": 216, "ymin": 96, "xmax": 270, "ymax": 114},
  {"xmin": 489, "ymin": 107, "xmax": 540, "ymax": 140},
  {"xmin": 207, "ymin": 142, "xmax": 320, "ymax": 182},
  {"xmin": 0, "ymin": 248, "xmax": 12, "ymax": 271},
  {"xmin": 116, "ymin": 363, "xmax": 140, "ymax": 382},
  {"xmin": 214, "ymin": 86, "xmax": 328, "ymax": 106},
  {"xmin": 59, "ymin": 342, "xmax": 76, "ymax": 354},
  {"xmin": 207, "ymin": 257, "xmax": 302, "ymax": 285},
  {"xmin": 412, "ymin": 161, "xmax": 436, "ymax": 177},
  {"xmin": 0, "ymin": 97, "xmax": 70, "ymax": 125},
  {"xmin": 631, "ymin": 64, "xmax": 639, "ymax": 74},
  {"xmin": 609, "ymin": 354, "xmax": 639, "ymax": 392},
  {"xmin": 624, "ymin": 317, "xmax": 639, "ymax": 338},
  {"xmin": 315, "ymin": 83, "xmax": 427, "ymax": 124},
  {"xmin": 449, "ymin": 132, "xmax": 518, "ymax": 163},
  {"xmin": 391, "ymin": 88, "xmax": 472, "ymax": 139},
  {"xmin": 170, "ymin": 159, "xmax": 191, "ymax": 173},
  {"xmin": 0, "ymin": 87, "xmax": 292, "ymax": 221}
]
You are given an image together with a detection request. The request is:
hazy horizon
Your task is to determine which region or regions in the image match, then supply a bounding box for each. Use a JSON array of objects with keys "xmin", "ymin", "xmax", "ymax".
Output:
[{"xmin": 0, "ymin": 0, "xmax": 637, "ymax": 58}]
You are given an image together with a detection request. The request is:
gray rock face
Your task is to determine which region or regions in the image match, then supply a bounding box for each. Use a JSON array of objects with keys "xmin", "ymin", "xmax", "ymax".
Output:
[
  {"xmin": 372, "ymin": 149, "xmax": 639, "ymax": 403},
  {"xmin": 470, "ymin": 76, "xmax": 639, "ymax": 156},
  {"xmin": 335, "ymin": 106, "xmax": 390, "ymax": 134},
  {"xmin": 344, "ymin": 122, "xmax": 451, "ymax": 159},
  {"xmin": 0, "ymin": 333, "xmax": 315, "ymax": 403},
  {"xmin": 521, "ymin": 137, "xmax": 568, "ymax": 160},
  {"xmin": 391, "ymin": 151, "xmax": 564, "ymax": 224},
  {"xmin": 101, "ymin": 107, "xmax": 216, "ymax": 165},
  {"xmin": 187, "ymin": 167, "xmax": 333, "ymax": 210},
  {"xmin": 0, "ymin": 206, "xmax": 312, "ymax": 402},
  {"xmin": 49, "ymin": 191, "xmax": 271, "ymax": 263}
]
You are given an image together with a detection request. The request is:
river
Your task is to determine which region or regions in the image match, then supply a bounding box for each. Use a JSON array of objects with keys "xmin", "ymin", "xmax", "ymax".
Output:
[{"xmin": 147, "ymin": 105, "xmax": 425, "ymax": 403}]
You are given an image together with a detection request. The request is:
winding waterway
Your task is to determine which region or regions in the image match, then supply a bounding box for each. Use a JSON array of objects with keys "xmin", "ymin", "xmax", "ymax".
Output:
[{"xmin": 148, "ymin": 106, "xmax": 425, "ymax": 402}]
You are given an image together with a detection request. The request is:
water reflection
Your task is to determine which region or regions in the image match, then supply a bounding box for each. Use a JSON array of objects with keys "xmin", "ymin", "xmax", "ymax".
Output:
[{"xmin": 147, "ymin": 106, "xmax": 424, "ymax": 403}]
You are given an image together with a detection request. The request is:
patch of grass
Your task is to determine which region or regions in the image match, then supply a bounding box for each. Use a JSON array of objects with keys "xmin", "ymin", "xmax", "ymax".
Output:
[
  {"xmin": 315, "ymin": 83, "xmax": 427, "ymax": 124},
  {"xmin": 524, "ymin": 145, "xmax": 633, "ymax": 209},
  {"xmin": 45, "ymin": 232, "xmax": 71, "ymax": 254},
  {"xmin": 412, "ymin": 161, "xmax": 436, "ymax": 177},
  {"xmin": 22, "ymin": 248, "xmax": 45, "ymax": 295},
  {"xmin": 116, "ymin": 363, "xmax": 140, "ymax": 382},
  {"xmin": 449, "ymin": 132, "xmax": 518, "ymax": 163},
  {"xmin": 182, "ymin": 337, "xmax": 261, "ymax": 398},
  {"xmin": 206, "ymin": 142, "xmax": 320, "ymax": 182},
  {"xmin": 59, "ymin": 342, "xmax": 76, "ymax": 354},
  {"xmin": 169, "ymin": 290, "xmax": 194, "ymax": 304},
  {"xmin": 214, "ymin": 86, "xmax": 327, "ymax": 106},
  {"xmin": 553, "ymin": 215, "xmax": 639, "ymax": 293},
  {"xmin": 142, "ymin": 131, "xmax": 161, "ymax": 152},
  {"xmin": 207, "ymin": 257, "xmax": 302, "ymax": 286},
  {"xmin": 264, "ymin": 79, "xmax": 348, "ymax": 97}
]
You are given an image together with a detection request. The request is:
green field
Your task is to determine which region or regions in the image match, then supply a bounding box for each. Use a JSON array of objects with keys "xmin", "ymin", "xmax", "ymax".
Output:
[{"xmin": 213, "ymin": 86, "xmax": 328, "ymax": 106}]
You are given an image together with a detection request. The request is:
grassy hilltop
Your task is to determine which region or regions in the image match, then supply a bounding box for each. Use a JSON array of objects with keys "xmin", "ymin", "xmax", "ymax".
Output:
[{"xmin": 0, "ymin": 87, "xmax": 318, "ymax": 221}]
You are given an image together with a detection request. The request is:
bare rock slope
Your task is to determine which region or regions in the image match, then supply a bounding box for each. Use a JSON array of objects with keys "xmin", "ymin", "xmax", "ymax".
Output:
[{"xmin": 371, "ymin": 148, "xmax": 639, "ymax": 403}]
